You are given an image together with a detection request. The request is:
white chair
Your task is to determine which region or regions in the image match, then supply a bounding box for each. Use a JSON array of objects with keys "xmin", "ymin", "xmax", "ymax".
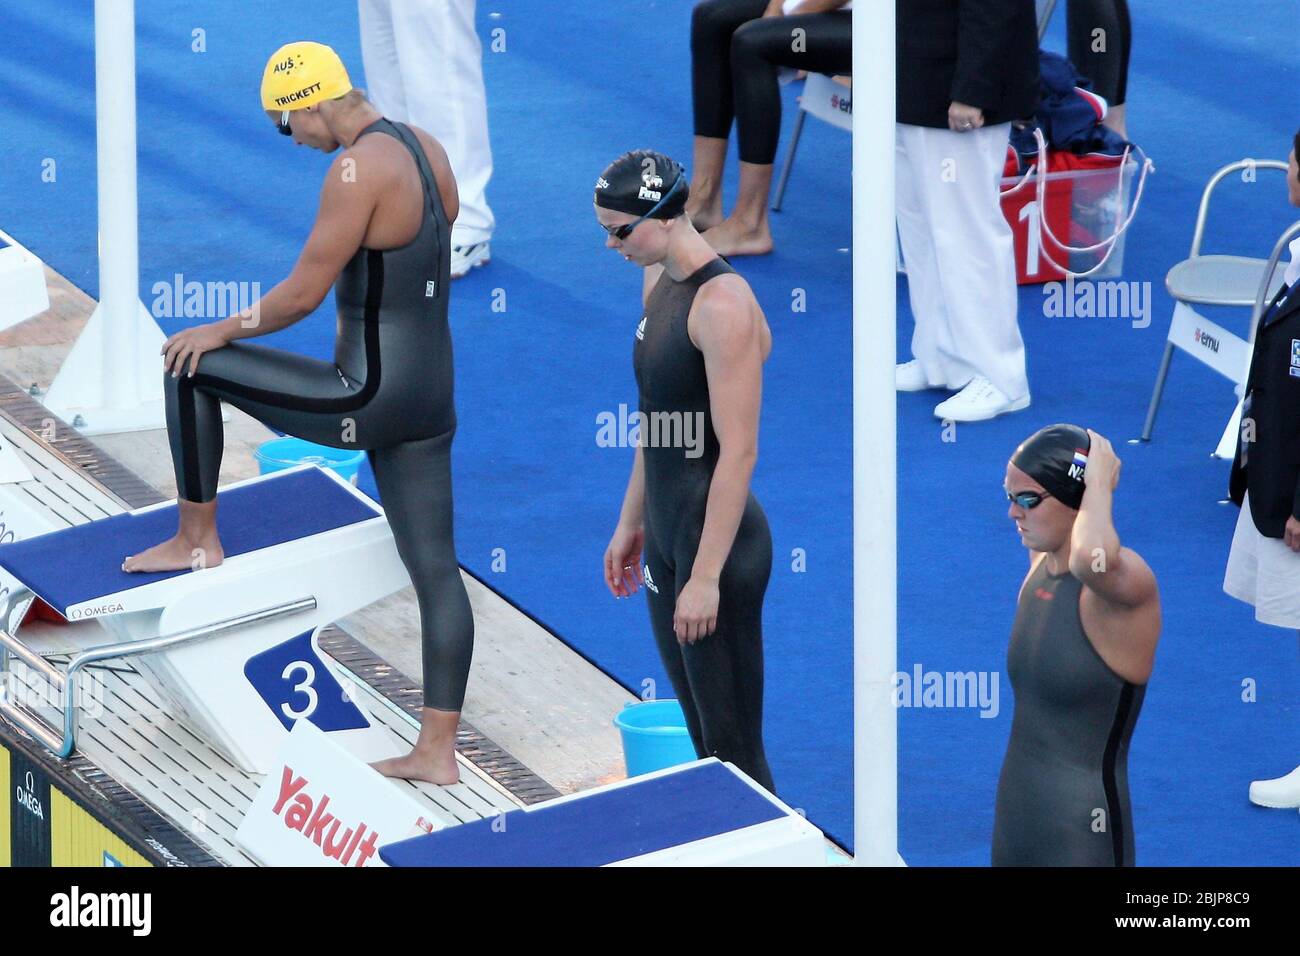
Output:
[
  {"xmin": 771, "ymin": 73, "xmax": 850, "ymax": 212},
  {"xmin": 1139, "ymin": 160, "xmax": 1294, "ymax": 450}
]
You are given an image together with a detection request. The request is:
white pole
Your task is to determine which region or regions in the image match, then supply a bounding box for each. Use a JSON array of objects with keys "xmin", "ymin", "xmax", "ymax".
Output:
[
  {"xmin": 43, "ymin": 0, "xmax": 167, "ymax": 435},
  {"xmin": 96, "ymin": 0, "xmax": 142, "ymax": 411},
  {"xmin": 852, "ymin": 0, "xmax": 898, "ymax": 865}
]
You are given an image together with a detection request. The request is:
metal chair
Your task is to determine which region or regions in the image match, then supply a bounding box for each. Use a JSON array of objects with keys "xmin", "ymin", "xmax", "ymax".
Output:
[{"xmin": 1139, "ymin": 160, "xmax": 1292, "ymax": 446}]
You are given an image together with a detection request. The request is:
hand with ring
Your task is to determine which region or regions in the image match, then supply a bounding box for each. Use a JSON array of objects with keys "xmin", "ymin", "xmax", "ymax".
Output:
[{"xmin": 948, "ymin": 101, "xmax": 985, "ymax": 133}]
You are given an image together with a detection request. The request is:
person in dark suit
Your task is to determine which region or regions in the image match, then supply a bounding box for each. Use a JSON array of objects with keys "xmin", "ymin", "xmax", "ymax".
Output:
[
  {"xmin": 894, "ymin": 0, "xmax": 1039, "ymax": 423},
  {"xmin": 1224, "ymin": 130, "xmax": 1300, "ymax": 810}
]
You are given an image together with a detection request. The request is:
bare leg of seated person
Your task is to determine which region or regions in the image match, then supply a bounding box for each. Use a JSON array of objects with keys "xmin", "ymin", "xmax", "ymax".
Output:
[
  {"xmin": 702, "ymin": 160, "xmax": 774, "ymax": 256},
  {"xmin": 686, "ymin": 135, "xmax": 728, "ymax": 232}
]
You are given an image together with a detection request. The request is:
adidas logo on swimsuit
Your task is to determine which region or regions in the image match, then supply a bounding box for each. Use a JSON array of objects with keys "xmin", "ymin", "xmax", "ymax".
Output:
[
  {"xmin": 643, "ymin": 565, "xmax": 659, "ymax": 593},
  {"xmin": 636, "ymin": 315, "xmax": 646, "ymax": 341}
]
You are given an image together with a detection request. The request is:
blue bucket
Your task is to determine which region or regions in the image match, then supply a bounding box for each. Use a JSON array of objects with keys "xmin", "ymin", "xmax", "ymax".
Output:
[
  {"xmin": 613, "ymin": 699, "xmax": 698, "ymax": 777},
  {"xmin": 254, "ymin": 437, "xmax": 366, "ymax": 485}
]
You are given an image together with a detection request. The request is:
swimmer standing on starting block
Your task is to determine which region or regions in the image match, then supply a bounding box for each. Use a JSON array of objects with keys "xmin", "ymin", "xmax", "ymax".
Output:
[
  {"xmin": 122, "ymin": 42, "xmax": 474, "ymax": 786},
  {"xmin": 596, "ymin": 150, "xmax": 777, "ymax": 793},
  {"xmin": 993, "ymin": 425, "xmax": 1161, "ymax": 865}
]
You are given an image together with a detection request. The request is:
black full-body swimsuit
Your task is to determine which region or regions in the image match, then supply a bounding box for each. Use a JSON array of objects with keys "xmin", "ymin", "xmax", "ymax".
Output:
[
  {"xmin": 164, "ymin": 118, "xmax": 474, "ymax": 711},
  {"xmin": 992, "ymin": 559, "xmax": 1146, "ymax": 866},
  {"xmin": 633, "ymin": 256, "xmax": 775, "ymax": 793}
]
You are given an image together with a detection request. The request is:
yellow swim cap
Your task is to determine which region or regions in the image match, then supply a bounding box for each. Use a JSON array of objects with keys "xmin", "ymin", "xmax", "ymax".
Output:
[{"xmin": 261, "ymin": 41, "xmax": 353, "ymax": 112}]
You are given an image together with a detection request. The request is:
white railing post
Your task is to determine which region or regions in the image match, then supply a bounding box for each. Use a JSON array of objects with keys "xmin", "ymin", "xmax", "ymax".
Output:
[
  {"xmin": 42, "ymin": 0, "xmax": 167, "ymax": 435},
  {"xmin": 852, "ymin": 0, "xmax": 899, "ymax": 866}
]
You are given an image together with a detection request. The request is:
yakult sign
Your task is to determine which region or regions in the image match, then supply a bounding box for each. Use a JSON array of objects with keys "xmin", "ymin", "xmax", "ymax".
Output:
[{"xmin": 237, "ymin": 720, "xmax": 438, "ymax": 866}]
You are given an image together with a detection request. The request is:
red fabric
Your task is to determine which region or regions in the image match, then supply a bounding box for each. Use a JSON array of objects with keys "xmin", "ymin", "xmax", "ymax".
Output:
[
  {"xmin": 1000, "ymin": 174, "xmax": 1073, "ymax": 284},
  {"xmin": 21, "ymin": 598, "xmax": 66, "ymax": 625}
]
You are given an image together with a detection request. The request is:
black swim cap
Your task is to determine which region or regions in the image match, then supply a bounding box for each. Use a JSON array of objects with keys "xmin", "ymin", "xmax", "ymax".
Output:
[
  {"xmin": 594, "ymin": 149, "xmax": 688, "ymax": 220},
  {"xmin": 1010, "ymin": 424, "xmax": 1091, "ymax": 510}
]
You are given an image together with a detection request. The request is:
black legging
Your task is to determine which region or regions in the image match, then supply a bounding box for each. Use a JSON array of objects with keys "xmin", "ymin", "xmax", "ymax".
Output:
[
  {"xmin": 691, "ymin": 0, "xmax": 852, "ymax": 165},
  {"xmin": 1067, "ymin": 0, "xmax": 1131, "ymax": 106}
]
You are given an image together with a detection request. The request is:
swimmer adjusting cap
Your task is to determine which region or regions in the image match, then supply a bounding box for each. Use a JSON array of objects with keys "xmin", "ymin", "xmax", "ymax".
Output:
[
  {"xmin": 261, "ymin": 41, "xmax": 353, "ymax": 112},
  {"xmin": 594, "ymin": 150, "xmax": 689, "ymax": 220},
  {"xmin": 1010, "ymin": 423, "xmax": 1091, "ymax": 510}
]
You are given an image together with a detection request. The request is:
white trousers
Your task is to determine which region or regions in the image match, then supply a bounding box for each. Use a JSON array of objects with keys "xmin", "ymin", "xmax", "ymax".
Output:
[
  {"xmin": 895, "ymin": 122, "xmax": 1027, "ymax": 400},
  {"xmin": 359, "ymin": 0, "xmax": 496, "ymax": 245}
]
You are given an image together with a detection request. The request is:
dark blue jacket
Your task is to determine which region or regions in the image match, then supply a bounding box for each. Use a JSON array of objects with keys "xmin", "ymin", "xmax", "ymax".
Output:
[{"xmin": 1230, "ymin": 286, "xmax": 1300, "ymax": 537}]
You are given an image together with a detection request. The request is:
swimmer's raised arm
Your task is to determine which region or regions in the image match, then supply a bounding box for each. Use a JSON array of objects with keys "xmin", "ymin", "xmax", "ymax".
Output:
[
  {"xmin": 1068, "ymin": 431, "xmax": 1157, "ymax": 610},
  {"xmin": 219, "ymin": 150, "xmax": 377, "ymax": 342}
]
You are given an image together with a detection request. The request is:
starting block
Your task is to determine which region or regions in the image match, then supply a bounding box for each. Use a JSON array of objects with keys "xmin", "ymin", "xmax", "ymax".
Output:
[
  {"xmin": 0, "ymin": 228, "xmax": 50, "ymax": 332},
  {"xmin": 379, "ymin": 759, "xmax": 827, "ymax": 867},
  {"xmin": 0, "ymin": 466, "xmax": 413, "ymax": 773}
]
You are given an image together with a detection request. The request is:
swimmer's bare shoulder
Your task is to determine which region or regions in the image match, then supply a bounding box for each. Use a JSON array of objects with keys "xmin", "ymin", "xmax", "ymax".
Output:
[
  {"xmin": 406, "ymin": 125, "xmax": 460, "ymax": 225},
  {"xmin": 333, "ymin": 127, "xmax": 459, "ymax": 224},
  {"xmin": 689, "ymin": 273, "xmax": 771, "ymax": 360}
]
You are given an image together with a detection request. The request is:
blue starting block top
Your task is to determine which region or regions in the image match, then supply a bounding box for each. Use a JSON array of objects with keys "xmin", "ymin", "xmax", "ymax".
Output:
[
  {"xmin": 379, "ymin": 761, "xmax": 786, "ymax": 867},
  {"xmin": 0, "ymin": 468, "xmax": 379, "ymax": 617}
]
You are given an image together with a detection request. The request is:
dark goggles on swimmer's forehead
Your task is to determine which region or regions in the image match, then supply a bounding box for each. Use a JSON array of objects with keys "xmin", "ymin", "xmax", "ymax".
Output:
[
  {"xmin": 1006, "ymin": 489, "xmax": 1051, "ymax": 509},
  {"xmin": 276, "ymin": 110, "xmax": 293, "ymax": 136},
  {"xmin": 602, "ymin": 175, "xmax": 685, "ymax": 241}
]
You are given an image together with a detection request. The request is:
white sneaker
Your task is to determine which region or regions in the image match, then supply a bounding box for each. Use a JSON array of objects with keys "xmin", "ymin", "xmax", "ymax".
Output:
[
  {"xmin": 933, "ymin": 376, "xmax": 1030, "ymax": 422},
  {"xmin": 450, "ymin": 240, "xmax": 490, "ymax": 279},
  {"xmin": 1248, "ymin": 765, "xmax": 1300, "ymax": 808},
  {"xmin": 896, "ymin": 360, "xmax": 934, "ymax": 392}
]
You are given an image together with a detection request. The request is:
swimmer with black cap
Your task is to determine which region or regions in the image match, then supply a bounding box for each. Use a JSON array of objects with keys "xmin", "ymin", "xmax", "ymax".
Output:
[
  {"xmin": 595, "ymin": 149, "xmax": 778, "ymax": 792},
  {"xmin": 992, "ymin": 425, "xmax": 1161, "ymax": 866}
]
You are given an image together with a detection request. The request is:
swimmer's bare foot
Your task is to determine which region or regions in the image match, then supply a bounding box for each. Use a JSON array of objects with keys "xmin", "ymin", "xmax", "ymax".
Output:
[
  {"xmin": 702, "ymin": 217, "xmax": 774, "ymax": 257},
  {"xmin": 371, "ymin": 748, "xmax": 460, "ymax": 786},
  {"xmin": 371, "ymin": 706, "xmax": 461, "ymax": 785},
  {"xmin": 122, "ymin": 498, "xmax": 224, "ymax": 572}
]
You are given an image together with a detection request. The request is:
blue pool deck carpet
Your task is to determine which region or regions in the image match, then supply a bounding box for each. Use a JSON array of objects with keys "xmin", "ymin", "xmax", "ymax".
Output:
[{"xmin": 0, "ymin": 1, "xmax": 1295, "ymax": 863}]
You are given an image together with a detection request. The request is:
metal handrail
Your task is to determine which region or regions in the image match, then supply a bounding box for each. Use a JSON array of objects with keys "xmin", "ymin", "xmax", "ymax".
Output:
[
  {"xmin": 1037, "ymin": 0, "xmax": 1058, "ymax": 41},
  {"xmin": 1189, "ymin": 159, "xmax": 1288, "ymax": 258},
  {"xmin": 0, "ymin": 596, "xmax": 317, "ymax": 758}
]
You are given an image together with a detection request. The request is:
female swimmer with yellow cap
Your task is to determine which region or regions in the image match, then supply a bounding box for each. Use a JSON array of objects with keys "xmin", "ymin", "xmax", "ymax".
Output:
[{"xmin": 122, "ymin": 41, "xmax": 473, "ymax": 786}]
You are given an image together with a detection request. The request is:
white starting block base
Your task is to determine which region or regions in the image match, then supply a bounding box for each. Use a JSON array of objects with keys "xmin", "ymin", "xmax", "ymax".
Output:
[
  {"xmin": 0, "ymin": 466, "xmax": 415, "ymax": 772},
  {"xmin": 380, "ymin": 758, "xmax": 828, "ymax": 867},
  {"xmin": 0, "ymin": 229, "xmax": 50, "ymax": 332},
  {"xmin": 237, "ymin": 721, "xmax": 442, "ymax": 867},
  {"xmin": 4, "ymin": 619, "xmax": 522, "ymax": 865}
]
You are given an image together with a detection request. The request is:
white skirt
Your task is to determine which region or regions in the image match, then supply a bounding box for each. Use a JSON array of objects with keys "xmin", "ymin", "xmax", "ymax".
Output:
[{"xmin": 1223, "ymin": 492, "xmax": 1300, "ymax": 629}]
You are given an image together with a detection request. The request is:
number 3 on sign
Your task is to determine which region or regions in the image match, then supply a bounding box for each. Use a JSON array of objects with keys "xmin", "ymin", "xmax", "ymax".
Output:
[
  {"xmin": 1018, "ymin": 199, "xmax": 1040, "ymax": 277},
  {"xmin": 280, "ymin": 660, "xmax": 319, "ymax": 720}
]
